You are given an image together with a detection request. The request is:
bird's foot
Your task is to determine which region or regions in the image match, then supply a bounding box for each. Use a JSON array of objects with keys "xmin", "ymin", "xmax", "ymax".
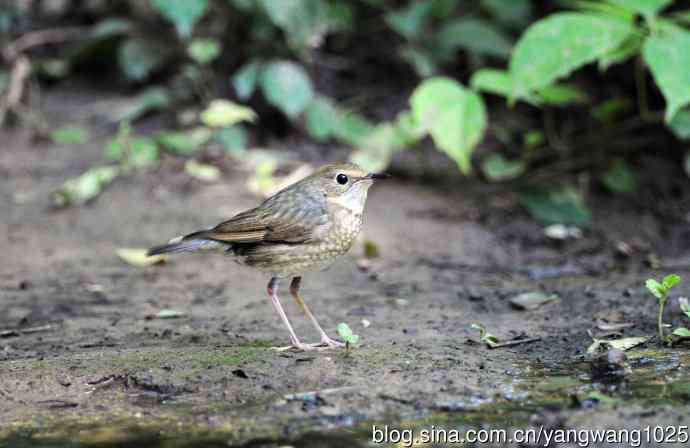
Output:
[{"xmin": 271, "ymin": 337, "xmax": 345, "ymax": 352}]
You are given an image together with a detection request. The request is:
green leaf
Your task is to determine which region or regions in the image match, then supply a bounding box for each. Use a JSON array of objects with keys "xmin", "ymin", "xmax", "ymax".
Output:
[
  {"xmin": 200, "ymin": 99, "xmax": 256, "ymax": 128},
  {"xmin": 674, "ymin": 328, "xmax": 690, "ymax": 338},
  {"xmin": 591, "ymin": 97, "xmax": 633, "ymax": 122},
  {"xmin": 350, "ymin": 123, "xmax": 406, "ymax": 173},
  {"xmin": 305, "ymin": 96, "xmax": 339, "ymax": 141},
  {"xmin": 470, "ymin": 69, "xmax": 513, "ymax": 97},
  {"xmin": 116, "ymin": 86, "xmax": 172, "ymax": 123},
  {"xmin": 336, "ymin": 322, "xmax": 360, "ymax": 345},
  {"xmin": 470, "ymin": 323, "xmax": 499, "ymax": 348},
  {"xmin": 646, "ymin": 279, "xmax": 665, "ymax": 299},
  {"xmin": 435, "ymin": 18, "xmax": 513, "ymax": 60},
  {"xmin": 538, "ymin": 83, "xmax": 589, "ymax": 106},
  {"xmin": 259, "ymin": 60, "xmax": 314, "ymax": 118},
  {"xmin": 481, "ymin": 0, "xmax": 532, "ymax": 28},
  {"xmin": 510, "ymin": 13, "xmax": 633, "ymax": 99},
  {"xmin": 333, "ymin": 111, "xmax": 375, "ymax": 146},
  {"xmin": 232, "ymin": 61, "xmax": 262, "ymax": 101},
  {"xmin": 150, "ymin": 0, "xmax": 208, "ymax": 38},
  {"xmin": 384, "ymin": 1, "xmax": 433, "ymax": 39},
  {"xmin": 643, "ymin": 25, "xmax": 690, "ymax": 122},
  {"xmin": 117, "ymin": 37, "xmax": 168, "ymax": 81},
  {"xmin": 51, "ymin": 166, "xmax": 119, "ymax": 208},
  {"xmin": 214, "ymin": 126, "xmax": 247, "ymax": 154},
  {"xmin": 519, "ymin": 184, "xmax": 591, "ymax": 225},
  {"xmin": 598, "ymin": 34, "xmax": 643, "ymax": 71},
  {"xmin": 157, "ymin": 127, "xmax": 212, "ymax": 155},
  {"xmin": 399, "ymin": 46, "xmax": 437, "ymax": 78},
  {"xmin": 259, "ymin": 0, "xmax": 328, "ymax": 51},
  {"xmin": 663, "ymin": 274, "xmax": 681, "ymax": 290},
  {"xmin": 51, "ymin": 126, "xmax": 89, "ymax": 145},
  {"xmin": 411, "ymin": 77, "xmax": 487, "ymax": 174},
  {"xmin": 128, "ymin": 137, "xmax": 159, "ymax": 167},
  {"xmin": 481, "ymin": 154, "xmax": 526, "ymax": 182},
  {"xmin": 187, "ymin": 38, "xmax": 221, "ymax": 65},
  {"xmin": 524, "ymin": 130, "xmax": 545, "ymax": 149},
  {"xmin": 185, "ymin": 160, "xmax": 221, "ymax": 182},
  {"xmin": 601, "ymin": 158, "xmax": 637, "ymax": 193},
  {"xmin": 669, "ymin": 108, "xmax": 690, "ymax": 139},
  {"xmin": 606, "ymin": 0, "xmax": 672, "ymax": 19}
]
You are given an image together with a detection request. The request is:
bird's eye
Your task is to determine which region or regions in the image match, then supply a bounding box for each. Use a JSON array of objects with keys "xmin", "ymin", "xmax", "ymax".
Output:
[{"xmin": 336, "ymin": 173, "xmax": 349, "ymax": 185}]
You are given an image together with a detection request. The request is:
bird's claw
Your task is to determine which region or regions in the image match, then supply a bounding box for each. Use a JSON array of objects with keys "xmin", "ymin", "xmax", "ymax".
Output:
[{"xmin": 271, "ymin": 337, "xmax": 345, "ymax": 352}]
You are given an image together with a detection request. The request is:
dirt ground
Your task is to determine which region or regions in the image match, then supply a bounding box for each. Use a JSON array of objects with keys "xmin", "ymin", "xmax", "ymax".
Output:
[{"xmin": 2, "ymin": 88, "xmax": 690, "ymax": 447}]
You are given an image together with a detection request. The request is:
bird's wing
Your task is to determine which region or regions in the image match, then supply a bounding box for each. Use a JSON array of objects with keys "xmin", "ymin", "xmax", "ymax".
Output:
[{"xmin": 203, "ymin": 188, "xmax": 329, "ymax": 244}]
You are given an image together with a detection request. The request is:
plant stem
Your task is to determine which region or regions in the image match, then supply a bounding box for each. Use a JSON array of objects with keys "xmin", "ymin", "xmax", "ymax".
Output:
[{"xmin": 658, "ymin": 297, "xmax": 667, "ymax": 342}]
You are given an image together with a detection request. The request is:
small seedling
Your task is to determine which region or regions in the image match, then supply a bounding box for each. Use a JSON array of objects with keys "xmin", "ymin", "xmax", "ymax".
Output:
[
  {"xmin": 645, "ymin": 274, "xmax": 681, "ymax": 343},
  {"xmin": 471, "ymin": 323, "xmax": 499, "ymax": 348},
  {"xmin": 336, "ymin": 322, "xmax": 360, "ymax": 350}
]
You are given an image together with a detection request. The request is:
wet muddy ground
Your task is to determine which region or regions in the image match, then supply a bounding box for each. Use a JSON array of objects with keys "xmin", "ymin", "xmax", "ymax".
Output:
[{"xmin": 2, "ymin": 88, "xmax": 690, "ymax": 447}]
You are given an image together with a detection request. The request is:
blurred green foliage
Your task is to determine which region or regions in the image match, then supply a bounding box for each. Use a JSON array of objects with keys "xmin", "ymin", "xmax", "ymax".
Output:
[{"xmin": 2, "ymin": 0, "xmax": 690, "ymax": 224}]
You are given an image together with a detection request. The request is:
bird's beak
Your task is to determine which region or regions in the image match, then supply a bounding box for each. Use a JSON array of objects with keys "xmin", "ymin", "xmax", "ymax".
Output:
[{"xmin": 366, "ymin": 172, "xmax": 390, "ymax": 180}]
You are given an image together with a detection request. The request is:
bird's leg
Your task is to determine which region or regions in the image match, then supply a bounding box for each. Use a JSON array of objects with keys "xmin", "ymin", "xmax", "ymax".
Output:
[
  {"xmin": 290, "ymin": 277, "xmax": 345, "ymax": 348},
  {"xmin": 267, "ymin": 277, "xmax": 316, "ymax": 352}
]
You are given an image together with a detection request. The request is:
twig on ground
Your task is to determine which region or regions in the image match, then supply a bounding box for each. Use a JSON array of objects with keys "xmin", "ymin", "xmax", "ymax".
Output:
[
  {"xmin": 488, "ymin": 336, "xmax": 541, "ymax": 349},
  {"xmin": 284, "ymin": 386, "xmax": 357, "ymax": 401},
  {"xmin": 0, "ymin": 55, "xmax": 31, "ymax": 125},
  {"xmin": 0, "ymin": 324, "xmax": 54, "ymax": 338}
]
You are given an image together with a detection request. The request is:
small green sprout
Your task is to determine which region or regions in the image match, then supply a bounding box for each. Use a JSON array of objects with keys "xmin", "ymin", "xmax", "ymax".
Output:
[
  {"xmin": 645, "ymin": 274, "xmax": 681, "ymax": 343},
  {"xmin": 336, "ymin": 323, "xmax": 360, "ymax": 349},
  {"xmin": 471, "ymin": 323, "xmax": 499, "ymax": 348}
]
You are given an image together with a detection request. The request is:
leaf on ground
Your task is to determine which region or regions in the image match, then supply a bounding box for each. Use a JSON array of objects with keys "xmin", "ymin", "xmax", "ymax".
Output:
[
  {"xmin": 259, "ymin": 60, "xmax": 314, "ymax": 118},
  {"xmin": 410, "ymin": 77, "xmax": 487, "ymax": 174},
  {"xmin": 673, "ymin": 327, "xmax": 690, "ymax": 338},
  {"xmin": 587, "ymin": 336, "xmax": 651, "ymax": 354},
  {"xmin": 510, "ymin": 12, "xmax": 633, "ymax": 99},
  {"xmin": 51, "ymin": 166, "xmax": 119, "ymax": 208},
  {"xmin": 184, "ymin": 160, "xmax": 221, "ymax": 182},
  {"xmin": 586, "ymin": 391, "xmax": 621, "ymax": 405},
  {"xmin": 51, "ymin": 126, "xmax": 89, "ymax": 145},
  {"xmin": 128, "ymin": 137, "xmax": 159, "ymax": 167},
  {"xmin": 509, "ymin": 292, "xmax": 559, "ymax": 310},
  {"xmin": 519, "ymin": 184, "xmax": 591, "ymax": 226},
  {"xmin": 154, "ymin": 309, "xmax": 187, "ymax": 319},
  {"xmin": 116, "ymin": 248, "xmax": 165, "ymax": 267},
  {"xmin": 200, "ymin": 99, "xmax": 256, "ymax": 128},
  {"xmin": 642, "ymin": 24, "xmax": 690, "ymax": 122}
]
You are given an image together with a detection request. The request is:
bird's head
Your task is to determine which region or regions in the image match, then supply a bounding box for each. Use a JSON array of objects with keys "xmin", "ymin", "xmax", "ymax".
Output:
[{"xmin": 305, "ymin": 163, "xmax": 388, "ymax": 212}]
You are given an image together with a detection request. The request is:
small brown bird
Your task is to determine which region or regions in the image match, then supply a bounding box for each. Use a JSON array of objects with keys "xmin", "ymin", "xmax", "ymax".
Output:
[{"xmin": 148, "ymin": 163, "xmax": 386, "ymax": 351}]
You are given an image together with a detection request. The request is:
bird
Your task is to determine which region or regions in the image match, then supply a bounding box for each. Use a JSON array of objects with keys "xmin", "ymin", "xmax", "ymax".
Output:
[{"xmin": 147, "ymin": 163, "xmax": 387, "ymax": 351}]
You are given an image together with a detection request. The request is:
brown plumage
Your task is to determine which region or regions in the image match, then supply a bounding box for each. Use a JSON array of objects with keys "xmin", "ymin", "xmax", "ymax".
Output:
[{"xmin": 147, "ymin": 163, "xmax": 386, "ymax": 351}]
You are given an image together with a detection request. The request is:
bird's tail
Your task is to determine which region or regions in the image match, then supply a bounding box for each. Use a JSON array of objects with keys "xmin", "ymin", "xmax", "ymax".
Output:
[{"xmin": 147, "ymin": 231, "xmax": 227, "ymax": 256}]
